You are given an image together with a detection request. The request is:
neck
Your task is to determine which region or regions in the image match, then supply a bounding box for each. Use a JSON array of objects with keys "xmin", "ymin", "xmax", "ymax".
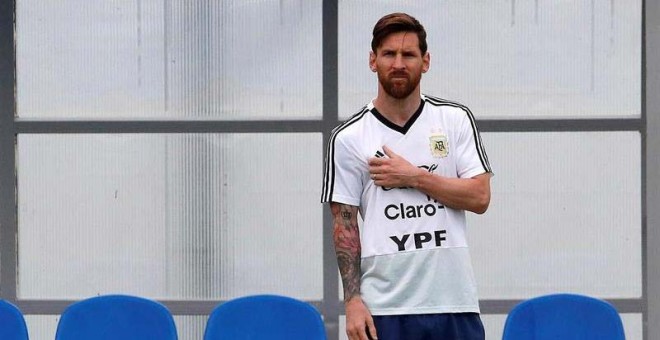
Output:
[{"xmin": 372, "ymin": 90, "xmax": 421, "ymax": 127}]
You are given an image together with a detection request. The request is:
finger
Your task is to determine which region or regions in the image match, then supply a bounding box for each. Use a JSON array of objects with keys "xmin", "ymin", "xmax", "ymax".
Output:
[
  {"xmin": 368, "ymin": 157, "xmax": 385, "ymax": 166},
  {"xmin": 358, "ymin": 327, "xmax": 370, "ymax": 340},
  {"xmin": 347, "ymin": 328, "xmax": 359, "ymax": 340},
  {"xmin": 347, "ymin": 323, "xmax": 367, "ymax": 340},
  {"xmin": 369, "ymin": 166, "xmax": 383, "ymax": 175},
  {"xmin": 382, "ymin": 145, "xmax": 398, "ymax": 158},
  {"xmin": 366, "ymin": 319, "xmax": 378, "ymax": 339},
  {"xmin": 347, "ymin": 325, "xmax": 366, "ymax": 340}
]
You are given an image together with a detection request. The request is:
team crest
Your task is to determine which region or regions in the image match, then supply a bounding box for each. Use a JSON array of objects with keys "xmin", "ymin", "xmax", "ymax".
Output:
[{"xmin": 429, "ymin": 133, "xmax": 449, "ymax": 158}]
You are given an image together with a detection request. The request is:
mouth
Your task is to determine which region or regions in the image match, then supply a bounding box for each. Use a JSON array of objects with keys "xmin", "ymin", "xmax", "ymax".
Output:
[{"xmin": 390, "ymin": 72, "xmax": 408, "ymax": 80}]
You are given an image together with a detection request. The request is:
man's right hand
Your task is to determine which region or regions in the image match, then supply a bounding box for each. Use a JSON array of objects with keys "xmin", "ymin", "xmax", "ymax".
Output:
[{"xmin": 345, "ymin": 297, "xmax": 378, "ymax": 340}]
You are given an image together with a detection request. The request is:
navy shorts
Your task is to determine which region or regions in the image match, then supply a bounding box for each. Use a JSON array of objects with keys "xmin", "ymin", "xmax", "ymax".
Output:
[{"xmin": 370, "ymin": 313, "xmax": 485, "ymax": 340}]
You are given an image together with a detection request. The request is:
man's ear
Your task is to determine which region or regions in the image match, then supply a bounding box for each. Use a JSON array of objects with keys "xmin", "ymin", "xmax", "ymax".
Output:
[
  {"xmin": 422, "ymin": 52, "xmax": 430, "ymax": 73},
  {"xmin": 369, "ymin": 51, "xmax": 377, "ymax": 72}
]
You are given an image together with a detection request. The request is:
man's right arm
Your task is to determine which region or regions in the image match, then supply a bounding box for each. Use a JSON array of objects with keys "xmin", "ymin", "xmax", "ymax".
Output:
[{"xmin": 330, "ymin": 202, "xmax": 378, "ymax": 340}]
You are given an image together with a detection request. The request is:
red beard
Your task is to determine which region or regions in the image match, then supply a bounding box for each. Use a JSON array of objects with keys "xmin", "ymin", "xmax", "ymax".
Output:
[{"xmin": 378, "ymin": 70, "xmax": 421, "ymax": 99}]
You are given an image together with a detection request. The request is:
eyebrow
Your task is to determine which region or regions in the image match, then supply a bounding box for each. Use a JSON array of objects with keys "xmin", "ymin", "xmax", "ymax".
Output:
[{"xmin": 379, "ymin": 46, "xmax": 420, "ymax": 55}]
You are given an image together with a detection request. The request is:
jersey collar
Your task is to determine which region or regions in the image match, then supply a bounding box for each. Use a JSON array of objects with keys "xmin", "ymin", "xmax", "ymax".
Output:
[{"xmin": 369, "ymin": 98, "xmax": 425, "ymax": 135}]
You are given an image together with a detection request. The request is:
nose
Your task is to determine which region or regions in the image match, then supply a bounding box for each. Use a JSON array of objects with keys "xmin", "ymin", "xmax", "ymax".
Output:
[{"xmin": 392, "ymin": 54, "xmax": 405, "ymax": 69}]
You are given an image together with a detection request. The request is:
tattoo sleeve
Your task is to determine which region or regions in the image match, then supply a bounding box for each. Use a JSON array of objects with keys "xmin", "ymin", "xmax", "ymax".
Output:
[{"xmin": 331, "ymin": 203, "xmax": 362, "ymax": 302}]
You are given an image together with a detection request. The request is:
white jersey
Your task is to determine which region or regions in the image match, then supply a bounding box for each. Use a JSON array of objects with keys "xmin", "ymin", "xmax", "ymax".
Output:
[{"xmin": 321, "ymin": 94, "xmax": 492, "ymax": 315}]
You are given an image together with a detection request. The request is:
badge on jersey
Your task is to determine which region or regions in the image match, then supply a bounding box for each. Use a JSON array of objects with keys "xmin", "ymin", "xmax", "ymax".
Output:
[{"xmin": 429, "ymin": 133, "xmax": 449, "ymax": 158}]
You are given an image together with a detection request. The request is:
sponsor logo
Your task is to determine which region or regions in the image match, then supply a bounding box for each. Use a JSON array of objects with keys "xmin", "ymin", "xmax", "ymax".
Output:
[
  {"xmin": 390, "ymin": 230, "xmax": 447, "ymax": 251},
  {"xmin": 384, "ymin": 201, "xmax": 444, "ymax": 220}
]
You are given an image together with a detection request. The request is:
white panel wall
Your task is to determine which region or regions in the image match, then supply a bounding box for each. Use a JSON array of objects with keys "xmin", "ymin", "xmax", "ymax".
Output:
[
  {"xmin": 469, "ymin": 132, "xmax": 641, "ymax": 299},
  {"xmin": 16, "ymin": 0, "xmax": 323, "ymax": 119},
  {"xmin": 17, "ymin": 134, "xmax": 323, "ymax": 300},
  {"xmin": 339, "ymin": 0, "xmax": 641, "ymax": 119}
]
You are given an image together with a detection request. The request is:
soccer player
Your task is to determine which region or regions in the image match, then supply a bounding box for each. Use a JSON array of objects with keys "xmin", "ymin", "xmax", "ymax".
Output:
[{"xmin": 321, "ymin": 12, "xmax": 493, "ymax": 340}]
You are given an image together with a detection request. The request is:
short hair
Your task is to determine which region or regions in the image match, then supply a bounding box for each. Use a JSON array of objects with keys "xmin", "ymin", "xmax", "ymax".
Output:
[{"xmin": 371, "ymin": 12, "xmax": 428, "ymax": 55}]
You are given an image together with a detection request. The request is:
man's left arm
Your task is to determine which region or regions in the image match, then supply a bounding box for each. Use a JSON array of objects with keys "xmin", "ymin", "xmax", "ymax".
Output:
[{"xmin": 368, "ymin": 145, "xmax": 491, "ymax": 214}]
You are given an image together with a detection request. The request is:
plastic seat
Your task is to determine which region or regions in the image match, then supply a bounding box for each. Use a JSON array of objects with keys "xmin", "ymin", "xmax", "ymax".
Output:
[
  {"xmin": 0, "ymin": 300, "xmax": 29, "ymax": 340},
  {"xmin": 204, "ymin": 294, "xmax": 326, "ymax": 340},
  {"xmin": 502, "ymin": 293, "xmax": 625, "ymax": 340},
  {"xmin": 55, "ymin": 294, "xmax": 177, "ymax": 340}
]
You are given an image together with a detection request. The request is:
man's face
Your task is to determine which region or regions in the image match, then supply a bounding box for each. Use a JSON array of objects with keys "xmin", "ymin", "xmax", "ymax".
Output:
[{"xmin": 370, "ymin": 31, "xmax": 430, "ymax": 99}]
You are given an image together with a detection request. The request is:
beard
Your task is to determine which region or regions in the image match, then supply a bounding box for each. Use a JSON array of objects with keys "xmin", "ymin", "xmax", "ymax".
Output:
[{"xmin": 377, "ymin": 70, "xmax": 422, "ymax": 99}]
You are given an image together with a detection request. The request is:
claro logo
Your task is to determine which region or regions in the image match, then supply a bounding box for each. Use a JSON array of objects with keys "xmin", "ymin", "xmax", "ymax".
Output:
[{"xmin": 384, "ymin": 201, "xmax": 444, "ymax": 220}]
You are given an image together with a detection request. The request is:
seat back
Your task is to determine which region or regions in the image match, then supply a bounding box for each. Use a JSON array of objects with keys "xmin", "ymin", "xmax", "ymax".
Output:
[
  {"xmin": 204, "ymin": 294, "xmax": 326, "ymax": 340},
  {"xmin": 502, "ymin": 293, "xmax": 625, "ymax": 340},
  {"xmin": 55, "ymin": 294, "xmax": 177, "ymax": 340},
  {"xmin": 0, "ymin": 300, "xmax": 29, "ymax": 340}
]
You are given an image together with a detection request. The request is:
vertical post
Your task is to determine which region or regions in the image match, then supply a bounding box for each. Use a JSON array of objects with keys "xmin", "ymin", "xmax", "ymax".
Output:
[
  {"xmin": 0, "ymin": 0, "xmax": 17, "ymax": 301},
  {"xmin": 322, "ymin": 0, "xmax": 340, "ymax": 339},
  {"xmin": 645, "ymin": 1, "xmax": 660, "ymax": 339}
]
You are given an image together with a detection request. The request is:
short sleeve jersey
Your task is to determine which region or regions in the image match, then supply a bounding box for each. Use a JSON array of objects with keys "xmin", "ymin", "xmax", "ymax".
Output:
[{"xmin": 321, "ymin": 94, "xmax": 492, "ymax": 315}]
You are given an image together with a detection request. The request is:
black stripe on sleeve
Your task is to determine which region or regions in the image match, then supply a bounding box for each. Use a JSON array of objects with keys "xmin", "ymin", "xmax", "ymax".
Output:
[{"xmin": 321, "ymin": 107, "xmax": 369, "ymax": 202}]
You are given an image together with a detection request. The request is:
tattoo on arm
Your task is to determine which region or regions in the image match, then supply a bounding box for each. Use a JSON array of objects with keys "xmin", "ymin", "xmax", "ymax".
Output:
[{"xmin": 331, "ymin": 203, "xmax": 362, "ymax": 302}]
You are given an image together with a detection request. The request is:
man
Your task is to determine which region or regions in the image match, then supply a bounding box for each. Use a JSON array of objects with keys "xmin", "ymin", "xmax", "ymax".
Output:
[{"xmin": 321, "ymin": 13, "xmax": 493, "ymax": 340}]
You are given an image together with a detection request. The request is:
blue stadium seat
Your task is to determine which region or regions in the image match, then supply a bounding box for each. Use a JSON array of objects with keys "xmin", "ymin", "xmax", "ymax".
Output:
[
  {"xmin": 0, "ymin": 300, "xmax": 29, "ymax": 340},
  {"xmin": 502, "ymin": 293, "xmax": 625, "ymax": 340},
  {"xmin": 55, "ymin": 294, "xmax": 177, "ymax": 340},
  {"xmin": 204, "ymin": 294, "xmax": 326, "ymax": 340}
]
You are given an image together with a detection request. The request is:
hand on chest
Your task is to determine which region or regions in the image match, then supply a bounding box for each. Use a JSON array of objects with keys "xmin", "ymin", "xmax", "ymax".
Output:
[{"xmin": 362, "ymin": 129, "xmax": 456, "ymax": 178}]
